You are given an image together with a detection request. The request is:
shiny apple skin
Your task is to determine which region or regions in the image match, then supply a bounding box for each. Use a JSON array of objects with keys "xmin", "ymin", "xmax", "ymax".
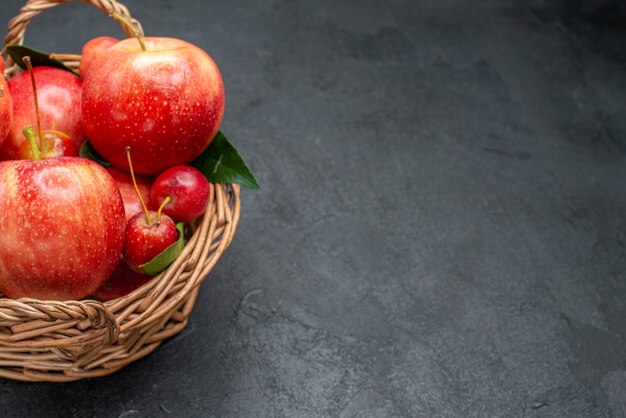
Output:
[
  {"xmin": 0, "ymin": 75, "xmax": 13, "ymax": 148},
  {"xmin": 151, "ymin": 165, "xmax": 210, "ymax": 222},
  {"xmin": 82, "ymin": 37, "xmax": 225, "ymax": 175},
  {"xmin": 79, "ymin": 36, "xmax": 119, "ymax": 78},
  {"xmin": 106, "ymin": 167, "xmax": 154, "ymax": 222},
  {"xmin": 1, "ymin": 67, "xmax": 83, "ymax": 160},
  {"xmin": 0, "ymin": 157, "xmax": 126, "ymax": 300},
  {"xmin": 123, "ymin": 210, "xmax": 178, "ymax": 274}
]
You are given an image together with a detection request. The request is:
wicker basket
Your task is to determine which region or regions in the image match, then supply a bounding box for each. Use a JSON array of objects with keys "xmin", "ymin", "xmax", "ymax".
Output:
[{"xmin": 0, "ymin": 0, "xmax": 240, "ymax": 382}]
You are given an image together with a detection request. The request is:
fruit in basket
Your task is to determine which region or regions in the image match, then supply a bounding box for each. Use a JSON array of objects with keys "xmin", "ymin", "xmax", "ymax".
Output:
[
  {"xmin": 14, "ymin": 57, "xmax": 77, "ymax": 159},
  {"xmin": 91, "ymin": 258, "xmax": 152, "ymax": 301},
  {"xmin": 82, "ymin": 26, "xmax": 225, "ymax": 174},
  {"xmin": 79, "ymin": 36, "xmax": 119, "ymax": 77},
  {"xmin": 0, "ymin": 126, "xmax": 126, "ymax": 300},
  {"xmin": 122, "ymin": 146, "xmax": 178, "ymax": 273},
  {"xmin": 151, "ymin": 165, "xmax": 210, "ymax": 222},
  {"xmin": 0, "ymin": 73, "xmax": 12, "ymax": 146},
  {"xmin": 124, "ymin": 210, "xmax": 178, "ymax": 274},
  {"xmin": 107, "ymin": 166, "xmax": 154, "ymax": 222},
  {"xmin": 1, "ymin": 66, "xmax": 83, "ymax": 160}
]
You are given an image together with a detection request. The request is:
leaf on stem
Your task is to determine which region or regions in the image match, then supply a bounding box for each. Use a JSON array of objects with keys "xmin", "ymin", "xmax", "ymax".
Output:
[{"xmin": 192, "ymin": 131, "xmax": 259, "ymax": 189}]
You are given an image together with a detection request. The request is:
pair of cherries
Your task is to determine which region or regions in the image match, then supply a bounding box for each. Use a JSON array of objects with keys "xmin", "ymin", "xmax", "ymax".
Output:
[{"xmin": 123, "ymin": 147, "xmax": 210, "ymax": 274}]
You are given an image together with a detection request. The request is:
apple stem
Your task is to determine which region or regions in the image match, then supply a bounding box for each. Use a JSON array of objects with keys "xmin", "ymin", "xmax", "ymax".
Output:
[
  {"xmin": 22, "ymin": 57, "xmax": 43, "ymax": 147},
  {"xmin": 156, "ymin": 196, "xmax": 172, "ymax": 225},
  {"xmin": 110, "ymin": 12, "xmax": 146, "ymax": 52},
  {"xmin": 22, "ymin": 126, "xmax": 40, "ymax": 160},
  {"xmin": 125, "ymin": 146, "xmax": 152, "ymax": 225}
]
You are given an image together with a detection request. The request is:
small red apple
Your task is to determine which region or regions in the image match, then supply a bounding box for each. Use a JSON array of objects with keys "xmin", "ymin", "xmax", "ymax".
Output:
[
  {"xmin": 82, "ymin": 36, "xmax": 225, "ymax": 175},
  {"xmin": 106, "ymin": 166, "xmax": 154, "ymax": 222},
  {"xmin": 1, "ymin": 66, "xmax": 83, "ymax": 160},
  {"xmin": 0, "ymin": 130, "xmax": 126, "ymax": 300},
  {"xmin": 79, "ymin": 36, "xmax": 119, "ymax": 78},
  {"xmin": 91, "ymin": 259, "xmax": 153, "ymax": 302},
  {"xmin": 151, "ymin": 165, "xmax": 210, "ymax": 222}
]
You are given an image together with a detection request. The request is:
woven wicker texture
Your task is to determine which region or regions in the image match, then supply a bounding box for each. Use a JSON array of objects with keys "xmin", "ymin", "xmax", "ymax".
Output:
[{"xmin": 0, "ymin": 0, "xmax": 240, "ymax": 382}]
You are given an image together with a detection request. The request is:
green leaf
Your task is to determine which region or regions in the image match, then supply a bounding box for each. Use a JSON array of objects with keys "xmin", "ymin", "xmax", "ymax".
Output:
[
  {"xmin": 5, "ymin": 44, "xmax": 78, "ymax": 75},
  {"xmin": 79, "ymin": 141, "xmax": 111, "ymax": 167},
  {"xmin": 139, "ymin": 222, "xmax": 186, "ymax": 275},
  {"xmin": 192, "ymin": 131, "xmax": 259, "ymax": 189}
]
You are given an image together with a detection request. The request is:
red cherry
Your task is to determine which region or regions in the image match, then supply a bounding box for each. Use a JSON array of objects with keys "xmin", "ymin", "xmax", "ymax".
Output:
[
  {"xmin": 123, "ymin": 210, "xmax": 178, "ymax": 274},
  {"xmin": 151, "ymin": 166, "xmax": 210, "ymax": 222},
  {"xmin": 122, "ymin": 146, "xmax": 178, "ymax": 274}
]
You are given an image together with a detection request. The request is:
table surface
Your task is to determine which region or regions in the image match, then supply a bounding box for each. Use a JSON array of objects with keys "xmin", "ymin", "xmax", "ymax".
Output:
[{"xmin": 0, "ymin": 0, "xmax": 625, "ymax": 416}]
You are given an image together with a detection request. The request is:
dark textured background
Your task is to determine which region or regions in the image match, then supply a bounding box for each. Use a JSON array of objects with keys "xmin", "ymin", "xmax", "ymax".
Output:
[{"xmin": 0, "ymin": 0, "xmax": 625, "ymax": 416}]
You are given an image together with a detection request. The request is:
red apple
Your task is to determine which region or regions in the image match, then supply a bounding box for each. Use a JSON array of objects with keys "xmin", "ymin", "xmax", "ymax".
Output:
[
  {"xmin": 14, "ymin": 58, "xmax": 77, "ymax": 160},
  {"xmin": 1, "ymin": 66, "xmax": 83, "ymax": 160},
  {"xmin": 91, "ymin": 258, "xmax": 152, "ymax": 302},
  {"xmin": 124, "ymin": 211, "xmax": 178, "ymax": 274},
  {"xmin": 151, "ymin": 165, "xmax": 210, "ymax": 222},
  {"xmin": 79, "ymin": 36, "xmax": 119, "ymax": 78},
  {"xmin": 82, "ymin": 37, "xmax": 225, "ymax": 175},
  {"xmin": 106, "ymin": 166, "xmax": 154, "ymax": 222},
  {"xmin": 0, "ymin": 151, "xmax": 126, "ymax": 300},
  {"xmin": 0, "ymin": 74, "xmax": 12, "ymax": 147}
]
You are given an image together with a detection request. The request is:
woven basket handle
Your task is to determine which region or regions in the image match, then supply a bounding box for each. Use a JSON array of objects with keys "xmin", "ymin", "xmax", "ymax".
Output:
[{"xmin": 4, "ymin": 0, "xmax": 143, "ymax": 69}]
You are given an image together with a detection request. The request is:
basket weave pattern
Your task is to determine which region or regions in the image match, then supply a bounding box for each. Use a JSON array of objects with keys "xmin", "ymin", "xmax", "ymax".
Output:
[{"xmin": 0, "ymin": 0, "xmax": 240, "ymax": 382}]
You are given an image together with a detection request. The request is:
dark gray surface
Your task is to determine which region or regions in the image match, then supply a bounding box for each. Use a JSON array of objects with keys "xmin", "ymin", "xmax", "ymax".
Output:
[{"xmin": 0, "ymin": 0, "xmax": 625, "ymax": 416}]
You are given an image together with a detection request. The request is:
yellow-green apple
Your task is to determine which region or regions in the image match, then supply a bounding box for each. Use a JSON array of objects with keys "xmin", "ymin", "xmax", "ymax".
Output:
[
  {"xmin": 1, "ymin": 66, "xmax": 83, "ymax": 160},
  {"xmin": 0, "ymin": 130, "xmax": 126, "ymax": 300},
  {"xmin": 79, "ymin": 36, "xmax": 119, "ymax": 78},
  {"xmin": 16, "ymin": 129, "xmax": 77, "ymax": 159},
  {"xmin": 81, "ymin": 37, "xmax": 225, "ymax": 175}
]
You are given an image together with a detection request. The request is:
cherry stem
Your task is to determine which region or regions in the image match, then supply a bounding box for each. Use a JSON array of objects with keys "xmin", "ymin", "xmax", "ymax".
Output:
[
  {"xmin": 22, "ymin": 56, "xmax": 42, "ymax": 147},
  {"xmin": 49, "ymin": 53, "xmax": 82, "ymax": 61},
  {"xmin": 125, "ymin": 146, "xmax": 152, "ymax": 225},
  {"xmin": 156, "ymin": 196, "xmax": 172, "ymax": 224},
  {"xmin": 110, "ymin": 12, "xmax": 146, "ymax": 52},
  {"xmin": 22, "ymin": 126, "xmax": 40, "ymax": 160}
]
